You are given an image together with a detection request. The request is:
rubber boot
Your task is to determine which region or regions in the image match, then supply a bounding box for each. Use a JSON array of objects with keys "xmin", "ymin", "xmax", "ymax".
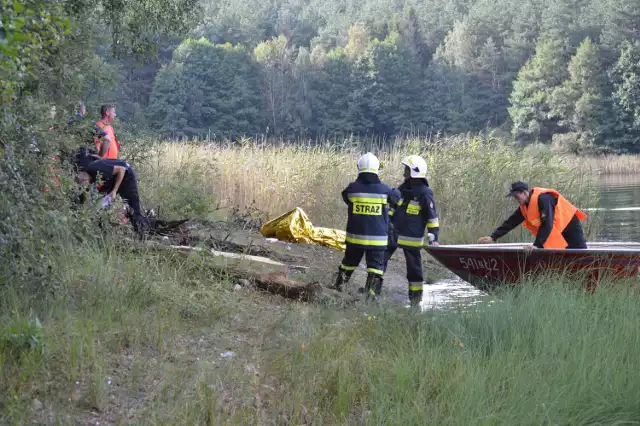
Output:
[
  {"xmin": 365, "ymin": 273, "xmax": 383, "ymax": 304},
  {"xmin": 359, "ymin": 276, "xmax": 383, "ymax": 294},
  {"xmin": 332, "ymin": 269, "xmax": 352, "ymax": 292},
  {"xmin": 408, "ymin": 289, "xmax": 423, "ymax": 309}
]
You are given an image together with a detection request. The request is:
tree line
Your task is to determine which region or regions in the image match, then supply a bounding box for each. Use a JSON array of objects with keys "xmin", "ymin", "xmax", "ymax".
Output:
[
  {"xmin": 3, "ymin": 0, "xmax": 640, "ymax": 152},
  {"xmin": 137, "ymin": 0, "xmax": 640, "ymax": 152}
]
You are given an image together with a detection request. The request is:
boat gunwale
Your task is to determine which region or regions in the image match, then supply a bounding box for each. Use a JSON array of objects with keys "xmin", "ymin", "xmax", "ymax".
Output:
[{"xmin": 425, "ymin": 242, "xmax": 640, "ymax": 254}]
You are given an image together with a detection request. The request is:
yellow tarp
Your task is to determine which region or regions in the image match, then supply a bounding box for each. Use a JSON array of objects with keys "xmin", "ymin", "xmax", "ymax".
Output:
[{"xmin": 260, "ymin": 207, "xmax": 346, "ymax": 251}]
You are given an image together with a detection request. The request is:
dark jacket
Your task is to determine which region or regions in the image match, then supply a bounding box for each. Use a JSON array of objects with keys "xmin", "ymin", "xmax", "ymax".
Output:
[
  {"xmin": 83, "ymin": 159, "xmax": 142, "ymax": 216},
  {"xmin": 342, "ymin": 173, "xmax": 396, "ymax": 248},
  {"xmin": 391, "ymin": 178, "xmax": 440, "ymax": 247}
]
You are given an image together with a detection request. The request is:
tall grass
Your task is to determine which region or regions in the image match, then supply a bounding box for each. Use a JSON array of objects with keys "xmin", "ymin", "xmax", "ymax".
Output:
[
  {"xmin": 139, "ymin": 135, "xmax": 600, "ymax": 243},
  {"xmin": 569, "ymin": 154, "xmax": 640, "ymax": 175},
  {"xmin": 5, "ymin": 244, "xmax": 640, "ymax": 424},
  {"xmin": 262, "ymin": 278, "xmax": 640, "ymax": 424},
  {"xmin": 0, "ymin": 236, "xmax": 245, "ymax": 424},
  {"xmin": 2, "ymin": 134, "xmax": 638, "ymax": 424}
]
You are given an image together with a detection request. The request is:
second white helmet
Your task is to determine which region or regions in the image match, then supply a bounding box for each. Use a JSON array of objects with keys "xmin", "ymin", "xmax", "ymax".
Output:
[
  {"xmin": 402, "ymin": 155, "xmax": 428, "ymax": 178},
  {"xmin": 357, "ymin": 152, "xmax": 380, "ymax": 174}
]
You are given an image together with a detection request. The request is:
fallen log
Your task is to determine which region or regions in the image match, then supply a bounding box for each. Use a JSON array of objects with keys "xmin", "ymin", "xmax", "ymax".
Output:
[
  {"xmin": 254, "ymin": 273, "xmax": 357, "ymax": 304},
  {"xmin": 139, "ymin": 241, "xmax": 291, "ymax": 277},
  {"xmin": 254, "ymin": 272, "xmax": 319, "ymax": 301},
  {"xmin": 180, "ymin": 228, "xmax": 311, "ymax": 264},
  {"xmin": 137, "ymin": 241, "xmax": 351, "ymax": 303},
  {"xmin": 176, "ymin": 244, "xmax": 292, "ymax": 277},
  {"xmin": 150, "ymin": 218, "xmax": 190, "ymax": 236}
]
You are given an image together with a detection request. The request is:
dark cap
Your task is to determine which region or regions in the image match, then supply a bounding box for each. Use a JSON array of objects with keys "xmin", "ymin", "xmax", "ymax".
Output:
[{"xmin": 506, "ymin": 181, "xmax": 529, "ymax": 197}]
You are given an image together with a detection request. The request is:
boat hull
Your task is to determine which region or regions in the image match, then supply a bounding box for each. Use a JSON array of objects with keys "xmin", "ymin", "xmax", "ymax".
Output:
[{"xmin": 424, "ymin": 243, "xmax": 640, "ymax": 290}]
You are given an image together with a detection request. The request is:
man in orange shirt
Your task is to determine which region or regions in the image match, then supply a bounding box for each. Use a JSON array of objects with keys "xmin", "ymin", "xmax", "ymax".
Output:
[{"xmin": 94, "ymin": 104, "xmax": 120, "ymax": 159}]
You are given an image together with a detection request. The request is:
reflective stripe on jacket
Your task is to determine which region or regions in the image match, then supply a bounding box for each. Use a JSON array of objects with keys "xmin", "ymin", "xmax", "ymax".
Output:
[
  {"xmin": 391, "ymin": 180, "xmax": 439, "ymax": 248},
  {"xmin": 342, "ymin": 174, "xmax": 396, "ymax": 248}
]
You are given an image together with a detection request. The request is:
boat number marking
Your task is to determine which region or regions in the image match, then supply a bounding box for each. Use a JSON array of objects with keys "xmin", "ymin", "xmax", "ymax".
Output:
[{"xmin": 459, "ymin": 257, "xmax": 499, "ymax": 272}]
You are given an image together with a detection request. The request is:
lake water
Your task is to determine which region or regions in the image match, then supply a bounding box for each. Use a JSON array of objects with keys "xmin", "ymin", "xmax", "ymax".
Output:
[
  {"xmin": 423, "ymin": 174, "xmax": 640, "ymax": 310},
  {"xmin": 591, "ymin": 174, "xmax": 640, "ymax": 242}
]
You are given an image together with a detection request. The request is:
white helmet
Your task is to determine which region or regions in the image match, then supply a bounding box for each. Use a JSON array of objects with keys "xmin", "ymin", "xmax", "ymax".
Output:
[
  {"xmin": 357, "ymin": 152, "xmax": 380, "ymax": 174},
  {"xmin": 402, "ymin": 155, "xmax": 428, "ymax": 178}
]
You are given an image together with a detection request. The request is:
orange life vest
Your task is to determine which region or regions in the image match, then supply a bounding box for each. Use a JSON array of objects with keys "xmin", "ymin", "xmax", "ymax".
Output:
[
  {"xmin": 520, "ymin": 187, "xmax": 588, "ymax": 249},
  {"xmin": 95, "ymin": 120, "xmax": 120, "ymax": 159}
]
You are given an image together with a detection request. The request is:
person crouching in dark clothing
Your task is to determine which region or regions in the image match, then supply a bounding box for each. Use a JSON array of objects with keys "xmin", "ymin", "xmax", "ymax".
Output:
[{"xmin": 75, "ymin": 158, "xmax": 147, "ymax": 233}]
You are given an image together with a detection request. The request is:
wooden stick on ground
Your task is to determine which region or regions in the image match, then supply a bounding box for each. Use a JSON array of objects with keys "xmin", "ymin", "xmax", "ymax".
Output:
[{"xmin": 139, "ymin": 240, "xmax": 353, "ymax": 303}]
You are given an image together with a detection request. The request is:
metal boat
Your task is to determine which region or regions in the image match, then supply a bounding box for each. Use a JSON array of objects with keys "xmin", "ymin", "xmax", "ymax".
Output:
[{"xmin": 424, "ymin": 242, "xmax": 640, "ymax": 290}]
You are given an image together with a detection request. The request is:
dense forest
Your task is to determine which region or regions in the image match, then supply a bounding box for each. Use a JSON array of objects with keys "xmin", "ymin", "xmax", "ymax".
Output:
[
  {"xmin": 148, "ymin": 0, "xmax": 640, "ymax": 152},
  {"xmin": 3, "ymin": 0, "xmax": 640, "ymax": 152}
]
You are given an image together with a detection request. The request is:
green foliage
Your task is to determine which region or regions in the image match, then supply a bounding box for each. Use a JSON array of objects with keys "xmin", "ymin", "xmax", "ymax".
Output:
[
  {"xmin": 254, "ymin": 35, "xmax": 297, "ymax": 136},
  {"xmin": 509, "ymin": 39, "xmax": 568, "ymax": 142},
  {"xmin": 100, "ymin": 0, "xmax": 200, "ymax": 59},
  {"xmin": 613, "ymin": 42, "xmax": 640, "ymax": 128},
  {"xmin": 148, "ymin": 38, "xmax": 264, "ymax": 138},
  {"xmin": 599, "ymin": 0, "xmax": 640, "ymax": 59},
  {"xmin": 125, "ymin": 0, "xmax": 640, "ymax": 146},
  {"xmin": 610, "ymin": 41, "xmax": 640, "ymax": 152},
  {"xmin": 0, "ymin": 0, "xmax": 200, "ymax": 303},
  {"xmin": 308, "ymin": 48, "xmax": 355, "ymax": 136},
  {"xmin": 0, "ymin": 0, "xmax": 72, "ymax": 103},
  {"xmin": 367, "ymin": 31, "xmax": 426, "ymax": 135},
  {"xmin": 550, "ymin": 38, "xmax": 609, "ymax": 151},
  {"xmin": 2, "ymin": 317, "xmax": 45, "ymax": 357}
]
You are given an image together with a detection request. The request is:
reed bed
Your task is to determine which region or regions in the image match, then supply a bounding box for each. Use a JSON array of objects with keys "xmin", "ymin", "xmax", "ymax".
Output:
[{"xmin": 139, "ymin": 135, "xmax": 601, "ymax": 243}]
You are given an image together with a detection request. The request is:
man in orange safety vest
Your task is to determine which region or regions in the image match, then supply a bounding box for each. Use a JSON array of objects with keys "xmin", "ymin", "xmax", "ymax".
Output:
[
  {"xmin": 478, "ymin": 181, "xmax": 588, "ymax": 251},
  {"xmin": 94, "ymin": 104, "xmax": 120, "ymax": 159}
]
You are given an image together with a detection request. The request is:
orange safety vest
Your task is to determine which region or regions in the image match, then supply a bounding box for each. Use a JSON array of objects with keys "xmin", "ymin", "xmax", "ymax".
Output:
[
  {"xmin": 520, "ymin": 187, "xmax": 588, "ymax": 249},
  {"xmin": 95, "ymin": 120, "xmax": 120, "ymax": 159}
]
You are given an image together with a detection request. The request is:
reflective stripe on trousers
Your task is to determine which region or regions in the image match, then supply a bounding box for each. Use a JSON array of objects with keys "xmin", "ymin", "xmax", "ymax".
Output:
[
  {"xmin": 408, "ymin": 282, "xmax": 424, "ymax": 291},
  {"xmin": 339, "ymin": 244, "xmax": 385, "ymax": 276},
  {"xmin": 397, "ymin": 235, "xmax": 424, "ymax": 247},
  {"xmin": 346, "ymin": 232, "xmax": 388, "ymax": 247},
  {"xmin": 383, "ymin": 241, "xmax": 424, "ymax": 287},
  {"xmin": 340, "ymin": 264, "xmax": 357, "ymax": 271}
]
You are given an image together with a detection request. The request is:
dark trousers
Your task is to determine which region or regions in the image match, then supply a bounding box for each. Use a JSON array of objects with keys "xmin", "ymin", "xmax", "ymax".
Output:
[
  {"xmin": 339, "ymin": 244, "xmax": 386, "ymax": 276},
  {"xmin": 563, "ymin": 215, "xmax": 587, "ymax": 248},
  {"xmin": 119, "ymin": 169, "xmax": 142, "ymax": 217},
  {"xmin": 102, "ymin": 168, "xmax": 142, "ymax": 216},
  {"xmin": 384, "ymin": 226, "xmax": 424, "ymax": 303}
]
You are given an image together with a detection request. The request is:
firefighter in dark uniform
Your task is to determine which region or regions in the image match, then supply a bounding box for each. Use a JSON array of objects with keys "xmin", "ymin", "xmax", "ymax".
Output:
[
  {"xmin": 384, "ymin": 155, "xmax": 440, "ymax": 307},
  {"xmin": 332, "ymin": 152, "xmax": 397, "ymax": 301}
]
